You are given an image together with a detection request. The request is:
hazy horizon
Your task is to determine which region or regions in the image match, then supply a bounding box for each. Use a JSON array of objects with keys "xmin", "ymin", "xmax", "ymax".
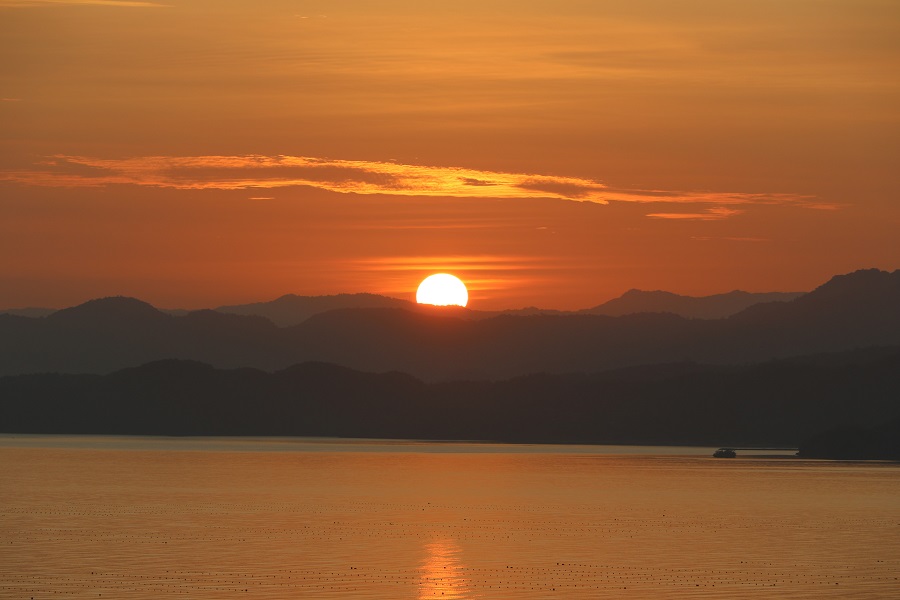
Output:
[{"xmin": 0, "ymin": 269, "xmax": 855, "ymax": 312}]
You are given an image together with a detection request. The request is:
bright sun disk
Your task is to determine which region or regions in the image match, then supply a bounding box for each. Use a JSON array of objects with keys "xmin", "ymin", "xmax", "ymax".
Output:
[{"xmin": 416, "ymin": 273, "xmax": 468, "ymax": 307}]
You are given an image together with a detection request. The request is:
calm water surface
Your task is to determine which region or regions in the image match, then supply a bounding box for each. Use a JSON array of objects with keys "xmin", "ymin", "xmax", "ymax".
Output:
[{"xmin": 1, "ymin": 436, "xmax": 898, "ymax": 598}]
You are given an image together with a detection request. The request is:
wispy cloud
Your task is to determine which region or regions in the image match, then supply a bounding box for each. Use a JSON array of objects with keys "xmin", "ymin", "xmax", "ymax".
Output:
[
  {"xmin": 1, "ymin": 154, "xmax": 831, "ymax": 218},
  {"xmin": 646, "ymin": 207, "xmax": 744, "ymax": 220}
]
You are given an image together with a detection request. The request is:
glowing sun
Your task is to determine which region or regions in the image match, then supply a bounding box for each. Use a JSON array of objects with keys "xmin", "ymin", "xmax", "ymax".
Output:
[{"xmin": 416, "ymin": 273, "xmax": 468, "ymax": 307}]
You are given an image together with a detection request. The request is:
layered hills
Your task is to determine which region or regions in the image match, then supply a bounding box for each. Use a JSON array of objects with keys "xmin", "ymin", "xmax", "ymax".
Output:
[
  {"xmin": 2, "ymin": 347, "xmax": 898, "ymax": 445},
  {"xmin": 0, "ymin": 286, "xmax": 807, "ymax": 325},
  {"xmin": 215, "ymin": 293, "xmax": 414, "ymax": 327},
  {"xmin": 581, "ymin": 289, "xmax": 804, "ymax": 319},
  {"xmin": 209, "ymin": 288, "xmax": 804, "ymax": 326},
  {"xmin": 0, "ymin": 269, "xmax": 897, "ymax": 381}
]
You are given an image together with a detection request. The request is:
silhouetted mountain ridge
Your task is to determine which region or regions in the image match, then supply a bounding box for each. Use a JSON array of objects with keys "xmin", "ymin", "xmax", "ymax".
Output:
[
  {"xmin": 48, "ymin": 296, "xmax": 169, "ymax": 327},
  {"xmin": 0, "ymin": 269, "xmax": 897, "ymax": 381},
  {"xmin": 211, "ymin": 287, "xmax": 806, "ymax": 325},
  {"xmin": 215, "ymin": 293, "xmax": 415, "ymax": 326},
  {"xmin": 2, "ymin": 347, "xmax": 898, "ymax": 445},
  {"xmin": 582, "ymin": 289, "xmax": 804, "ymax": 319}
]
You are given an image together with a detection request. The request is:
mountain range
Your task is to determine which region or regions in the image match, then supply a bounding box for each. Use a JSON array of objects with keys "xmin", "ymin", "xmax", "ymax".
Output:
[
  {"xmin": 214, "ymin": 293, "xmax": 414, "ymax": 326},
  {"xmin": 0, "ymin": 269, "xmax": 897, "ymax": 381},
  {"xmin": 214, "ymin": 288, "xmax": 805, "ymax": 325},
  {"xmin": 2, "ymin": 346, "xmax": 898, "ymax": 446},
  {"xmin": 1, "ymin": 287, "xmax": 805, "ymax": 326},
  {"xmin": 581, "ymin": 289, "xmax": 804, "ymax": 319}
]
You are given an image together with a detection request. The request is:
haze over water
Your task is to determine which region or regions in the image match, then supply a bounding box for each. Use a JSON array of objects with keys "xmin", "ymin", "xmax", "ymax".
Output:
[{"xmin": 2, "ymin": 436, "xmax": 898, "ymax": 598}]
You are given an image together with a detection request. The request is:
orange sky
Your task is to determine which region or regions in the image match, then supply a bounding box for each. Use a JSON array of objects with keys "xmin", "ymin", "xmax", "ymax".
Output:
[{"xmin": 1, "ymin": 0, "xmax": 898, "ymax": 309}]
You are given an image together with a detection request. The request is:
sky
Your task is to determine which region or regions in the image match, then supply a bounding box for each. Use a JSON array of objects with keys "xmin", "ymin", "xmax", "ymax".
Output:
[{"xmin": 1, "ymin": 0, "xmax": 898, "ymax": 310}]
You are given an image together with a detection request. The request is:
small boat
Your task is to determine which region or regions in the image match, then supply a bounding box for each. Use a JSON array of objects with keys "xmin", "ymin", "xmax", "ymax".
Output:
[{"xmin": 713, "ymin": 448, "xmax": 737, "ymax": 458}]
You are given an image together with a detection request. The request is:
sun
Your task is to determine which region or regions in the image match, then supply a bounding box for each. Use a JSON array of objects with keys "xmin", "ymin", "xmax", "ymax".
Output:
[{"xmin": 416, "ymin": 273, "xmax": 468, "ymax": 307}]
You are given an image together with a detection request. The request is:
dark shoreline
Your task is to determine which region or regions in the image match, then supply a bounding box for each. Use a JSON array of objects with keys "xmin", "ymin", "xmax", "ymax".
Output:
[{"xmin": 3, "ymin": 350, "xmax": 899, "ymax": 454}]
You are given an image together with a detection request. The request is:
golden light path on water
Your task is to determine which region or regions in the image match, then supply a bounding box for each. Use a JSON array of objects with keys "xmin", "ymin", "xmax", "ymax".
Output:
[
  {"xmin": 1, "ymin": 436, "xmax": 899, "ymax": 598},
  {"xmin": 419, "ymin": 539, "xmax": 470, "ymax": 599}
]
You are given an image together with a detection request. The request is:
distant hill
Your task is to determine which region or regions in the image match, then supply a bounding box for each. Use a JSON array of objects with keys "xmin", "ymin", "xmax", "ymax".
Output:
[
  {"xmin": 215, "ymin": 293, "xmax": 415, "ymax": 326},
  {"xmin": 280, "ymin": 269, "xmax": 899, "ymax": 379},
  {"xmin": 211, "ymin": 288, "xmax": 803, "ymax": 326},
  {"xmin": 1, "ymin": 347, "xmax": 898, "ymax": 445},
  {"xmin": 583, "ymin": 289, "xmax": 805, "ymax": 319},
  {"xmin": 0, "ymin": 297, "xmax": 286, "ymax": 376},
  {"xmin": 0, "ymin": 269, "xmax": 897, "ymax": 381}
]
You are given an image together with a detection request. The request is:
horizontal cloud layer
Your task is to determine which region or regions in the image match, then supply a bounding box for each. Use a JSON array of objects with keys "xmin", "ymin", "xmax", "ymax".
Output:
[{"xmin": 2, "ymin": 154, "xmax": 831, "ymax": 219}]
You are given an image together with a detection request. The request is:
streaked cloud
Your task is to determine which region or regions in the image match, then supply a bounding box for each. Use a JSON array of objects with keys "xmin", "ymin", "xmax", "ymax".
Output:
[
  {"xmin": 646, "ymin": 207, "xmax": 744, "ymax": 220},
  {"xmin": 1, "ymin": 154, "xmax": 831, "ymax": 218},
  {"xmin": 354, "ymin": 255, "xmax": 553, "ymax": 273},
  {"xmin": 348, "ymin": 255, "xmax": 574, "ymax": 297}
]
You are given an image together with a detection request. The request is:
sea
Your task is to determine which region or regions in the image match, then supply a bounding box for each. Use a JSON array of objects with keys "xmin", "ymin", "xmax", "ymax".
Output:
[{"xmin": 1, "ymin": 436, "xmax": 898, "ymax": 598}]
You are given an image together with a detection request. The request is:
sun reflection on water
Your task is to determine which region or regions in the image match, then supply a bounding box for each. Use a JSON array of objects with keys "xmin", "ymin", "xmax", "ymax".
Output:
[{"xmin": 419, "ymin": 539, "xmax": 471, "ymax": 599}]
